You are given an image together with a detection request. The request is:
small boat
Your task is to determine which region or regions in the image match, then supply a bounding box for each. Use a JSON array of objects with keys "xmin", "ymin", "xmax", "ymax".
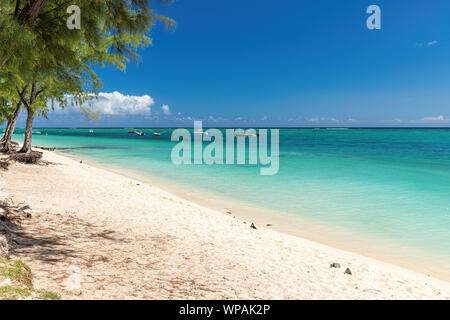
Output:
[
  {"xmin": 127, "ymin": 130, "xmax": 144, "ymax": 136},
  {"xmin": 32, "ymin": 131, "xmax": 41, "ymax": 134},
  {"xmin": 89, "ymin": 129, "xmax": 94, "ymax": 133},
  {"xmin": 153, "ymin": 132, "xmax": 161, "ymax": 136},
  {"xmin": 194, "ymin": 131, "xmax": 209, "ymax": 135},
  {"xmin": 233, "ymin": 133, "xmax": 259, "ymax": 137}
]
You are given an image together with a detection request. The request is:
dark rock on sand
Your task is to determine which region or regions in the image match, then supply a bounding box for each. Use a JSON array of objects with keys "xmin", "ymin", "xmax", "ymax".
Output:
[
  {"xmin": 344, "ymin": 268, "xmax": 352, "ymax": 275},
  {"xmin": 250, "ymin": 223, "xmax": 257, "ymax": 229},
  {"xmin": 330, "ymin": 263, "xmax": 341, "ymax": 268}
]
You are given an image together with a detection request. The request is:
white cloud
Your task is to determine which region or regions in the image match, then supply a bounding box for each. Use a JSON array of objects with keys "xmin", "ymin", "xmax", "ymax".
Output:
[
  {"xmin": 207, "ymin": 116, "xmax": 226, "ymax": 122},
  {"xmin": 54, "ymin": 91, "xmax": 154, "ymax": 115},
  {"xmin": 415, "ymin": 40, "xmax": 438, "ymax": 48},
  {"xmin": 307, "ymin": 117, "xmax": 340, "ymax": 123},
  {"xmin": 90, "ymin": 92, "xmax": 154, "ymax": 115},
  {"xmin": 161, "ymin": 104, "xmax": 171, "ymax": 115},
  {"xmin": 421, "ymin": 115, "xmax": 445, "ymax": 121}
]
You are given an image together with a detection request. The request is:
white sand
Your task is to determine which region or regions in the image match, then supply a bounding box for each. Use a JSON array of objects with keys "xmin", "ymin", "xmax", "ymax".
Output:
[{"xmin": 1, "ymin": 148, "xmax": 449, "ymax": 299}]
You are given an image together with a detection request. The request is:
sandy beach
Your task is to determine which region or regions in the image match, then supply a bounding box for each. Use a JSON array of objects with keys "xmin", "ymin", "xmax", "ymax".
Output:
[{"xmin": 1, "ymin": 148, "xmax": 449, "ymax": 299}]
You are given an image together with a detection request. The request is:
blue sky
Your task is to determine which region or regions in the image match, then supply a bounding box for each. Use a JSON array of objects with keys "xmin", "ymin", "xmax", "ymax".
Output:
[{"xmin": 25, "ymin": 0, "xmax": 450, "ymax": 127}]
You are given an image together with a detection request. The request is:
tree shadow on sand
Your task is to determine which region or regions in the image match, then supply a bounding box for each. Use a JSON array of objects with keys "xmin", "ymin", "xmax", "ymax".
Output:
[{"xmin": 0, "ymin": 202, "xmax": 126, "ymax": 265}]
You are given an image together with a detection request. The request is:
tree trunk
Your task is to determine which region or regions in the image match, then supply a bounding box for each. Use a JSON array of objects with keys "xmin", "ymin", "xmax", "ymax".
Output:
[
  {"xmin": 1, "ymin": 101, "xmax": 22, "ymax": 153},
  {"xmin": 0, "ymin": 1, "xmax": 47, "ymax": 70},
  {"xmin": 1, "ymin": 120, "xmax": 12, "ymax": 142},
  {"xmin": 19, "ymin": 0, "xmax": 47, "ymax": 25},
  {"xmin": 18, "ymin": 0, "xmax": 47, "ymax": 24},
  {"xmin": 19, "ymin": 106, "xmax": 34, "ymax": 153}
]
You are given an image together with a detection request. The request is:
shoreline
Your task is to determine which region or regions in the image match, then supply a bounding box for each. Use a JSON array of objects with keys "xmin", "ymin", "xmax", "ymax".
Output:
[
  {"xmin": 1, "ymin": 147, "xmax": 450, "ymax": 299},
  {"xmin": 53, "ymin": 148, "xmax": 450, "ymax": 282}
]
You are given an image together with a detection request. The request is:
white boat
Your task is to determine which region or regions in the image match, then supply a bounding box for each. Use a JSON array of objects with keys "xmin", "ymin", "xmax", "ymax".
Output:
[
  {"xmin": 32, "ymin": 131, "xmax": 41, "ymax": 134},
  {"xmin": 153, "ymin": 132, "xmax": 161, "ymax": 136},
  {"xmin": 127, "ymin": 130, "xmax": 145, "ymax": 136},
  {"xmin": 89, "ymin": 129, "xmax": 94, "ymax": 133},
  {"xmin": 233, "ymin": 133, "xmax": 259, "ymax": 137}
]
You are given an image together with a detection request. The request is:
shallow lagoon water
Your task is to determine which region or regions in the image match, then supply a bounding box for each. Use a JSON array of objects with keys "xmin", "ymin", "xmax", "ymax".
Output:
[{"xmin": 13, "ymin": 128, "xmax": 450, "ymax": 278}]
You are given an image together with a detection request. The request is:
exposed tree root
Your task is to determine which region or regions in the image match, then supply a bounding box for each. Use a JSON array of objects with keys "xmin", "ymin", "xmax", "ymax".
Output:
[{"xmin": 9, "ymin": 151, "xmax": 43, "ymax": 164}]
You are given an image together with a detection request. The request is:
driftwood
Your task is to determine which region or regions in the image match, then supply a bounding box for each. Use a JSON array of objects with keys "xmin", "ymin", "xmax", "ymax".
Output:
[
  {"xmin": 9, "ymin": 151, "xmax": 43, "ymax": 164},
  {"xmin": 0, "ymin": 160, "xmax": 9, "ymax": 170},
  {"xmin": 33, "ymin": 145, "xmax": 55, "ymax": 151},
  {"xmin": 0, "ymin": 232, "xmax": 8, "ymax": 259}
]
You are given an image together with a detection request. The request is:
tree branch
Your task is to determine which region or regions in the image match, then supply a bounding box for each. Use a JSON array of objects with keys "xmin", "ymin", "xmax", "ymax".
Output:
[
  {"xmin": 16, "ymin": 85, "xmax": 30, "ymax": 109},
  {"xmin": 36, "ymin": 86, "xmax": 47, "ymax": 97},
  {"xmin": 14, "ymin": 0, "xmax": 21, "ymax": 16}
]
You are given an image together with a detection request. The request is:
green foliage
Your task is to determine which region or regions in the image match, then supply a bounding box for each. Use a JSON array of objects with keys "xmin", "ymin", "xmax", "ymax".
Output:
[
  {"xmin": 0, "ymin": 0, "xmax": 175, "ymax": 121},
  {"xmin": 0, "ymin": 259, "xmax": 60, "ymax": 300},
  {"xmin": 0, "ymin": 258, "xmax": 33, "ymax": 288},
  {"xmin": 36, "ymin": 289, "xmax": 61, "ymax": 300},
  {"xmin": 0, "ymin": 286, "xmax": 31, "ymax": 300}
]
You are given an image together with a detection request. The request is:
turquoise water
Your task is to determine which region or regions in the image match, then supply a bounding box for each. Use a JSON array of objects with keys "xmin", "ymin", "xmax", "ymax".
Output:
[{"xmin": 12, "ymin": 128, "xmax": 450, "ymax": 276}]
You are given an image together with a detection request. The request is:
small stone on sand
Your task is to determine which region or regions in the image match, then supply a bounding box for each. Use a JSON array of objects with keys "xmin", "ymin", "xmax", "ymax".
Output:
[{"xmin": 330, "ymin": 263, "xmax": 341, "ymax": 268}]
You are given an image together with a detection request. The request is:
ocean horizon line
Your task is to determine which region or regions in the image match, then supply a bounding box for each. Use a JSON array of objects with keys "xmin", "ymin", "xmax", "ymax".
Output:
[{"xmin": 7, "ymin": 126, "xmax": 450, "ymax": 130}]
